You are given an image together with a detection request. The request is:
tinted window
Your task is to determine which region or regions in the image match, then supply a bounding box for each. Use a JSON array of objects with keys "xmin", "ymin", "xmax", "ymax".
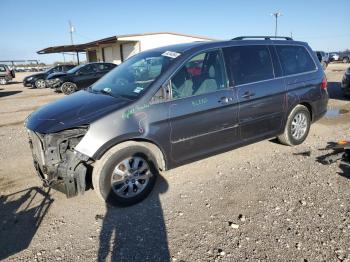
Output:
[
  {"xmin": 223, "ymin": 45, "xmax": 274, "ymax": 86},
  {"xmin": 171, "ymin": 50, "xmax": 227, "ymax": 99},
  {"xmin": 276, "ymin": 45, "xmax": 316, "ymax": 75}
]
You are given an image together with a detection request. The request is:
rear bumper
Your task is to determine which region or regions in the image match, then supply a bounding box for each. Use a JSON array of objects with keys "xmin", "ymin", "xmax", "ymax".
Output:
[
  {"xmin": 341, "ymin": 74, "xmax": 350, "ymax": 94},
  {"xmin": 312, "ymin": 91, "xmax": 329, "ymax": 122}
]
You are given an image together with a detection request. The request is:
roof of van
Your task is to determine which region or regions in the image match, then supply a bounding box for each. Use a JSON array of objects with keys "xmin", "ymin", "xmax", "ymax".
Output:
[{"xmin": 149, "ymin": 39, "xmax": 308, "ymax": 54}]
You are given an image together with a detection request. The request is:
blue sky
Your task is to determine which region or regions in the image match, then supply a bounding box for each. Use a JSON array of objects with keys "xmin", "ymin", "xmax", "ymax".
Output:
[{"xmin": 2, "ymin": 0, "xmax": 349, "ymax": 64}]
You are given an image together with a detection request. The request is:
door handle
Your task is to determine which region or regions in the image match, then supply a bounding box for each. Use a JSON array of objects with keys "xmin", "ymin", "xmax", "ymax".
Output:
[
  {"xmin": 218, "ymin": 97, "xmax": 232, "ymax": 104},
  {"xmin": 241, "ymin": 91, "xmax": 256, "ymax": 99}
]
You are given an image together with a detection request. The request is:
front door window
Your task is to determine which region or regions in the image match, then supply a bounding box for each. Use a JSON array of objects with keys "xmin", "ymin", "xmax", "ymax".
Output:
[{"xmin": 171, "ymin": 50, "xmax": 227, "ymax": 99}]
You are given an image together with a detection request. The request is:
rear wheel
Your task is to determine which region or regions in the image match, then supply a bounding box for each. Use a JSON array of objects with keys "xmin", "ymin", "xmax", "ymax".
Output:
[
  {"xmin": 35, "ymin": 79, "xmax": 46, "ymax": 89},
  {"xmin": 61, "ymin": 82, "xmax": 77, "ymax": 95},
  {"xmin": 278, "ymin": 105, "xmax": 311, "ymax": 146},
  {"xmin": 93, "ymin": 143, "xmax": 158, "ymax": 207}
]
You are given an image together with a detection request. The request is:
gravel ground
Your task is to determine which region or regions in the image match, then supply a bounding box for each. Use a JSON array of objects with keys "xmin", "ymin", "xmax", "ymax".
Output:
[{"xmin": 0, "ymin": 64, "xmax": 349, "ymax": 262}]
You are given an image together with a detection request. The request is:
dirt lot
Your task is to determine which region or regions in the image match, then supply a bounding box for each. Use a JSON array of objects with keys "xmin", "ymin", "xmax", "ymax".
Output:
[{"xmin": 0, "ymin": 64, "xmax": 350, "ymax": 262}]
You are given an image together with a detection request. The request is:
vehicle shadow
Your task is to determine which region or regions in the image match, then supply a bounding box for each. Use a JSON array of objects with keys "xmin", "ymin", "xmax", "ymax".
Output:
[
  {"xmin": 338, "ymin": 162, "xmax": 350, "ymax": 180},
  {"xmin": 5, "ymin": 81, "xmax": 23, "ymax": 85},
  {"xmin": 316, "ymin": 142, "xmax": 350, "ymax": 180},
  {"xmin": 0, "ymin": 187, "xmax": 54, "ymax": 260},
  {"xmin": 0, "ymin": 90, "xmax": 22, "ymax": 98},
  {"xmin": 327, "ymin": 81, "xmax": 348, "ymax": 101},
  {"xmin": 97, "ymin": 175, "xmax": 170, "ymax": 262}
]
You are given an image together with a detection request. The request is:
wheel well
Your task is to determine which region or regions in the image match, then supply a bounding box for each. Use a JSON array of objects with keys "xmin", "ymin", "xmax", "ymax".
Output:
[
  {"xmin": 95, "ymin": 138, "xmax": 167, "ymax": 172},
  {"xmin": 132, "ymin": 138, "xmax": 167, "ymax": 171},
  {"xmin": 299, "ymin": 102, "xmax": 313, "ymax": 121}
]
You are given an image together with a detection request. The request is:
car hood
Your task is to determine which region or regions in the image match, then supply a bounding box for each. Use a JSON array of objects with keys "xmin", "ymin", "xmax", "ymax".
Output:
[
  {"xmin": 47, "ymin": 72, "xmax": 67, "ymax": 79},
  {"xmin": 25, "ymin": 72, "xmax": 45, "ymax": 80},
  {"xmin": 26, "ymin": 90, "xmax": 132, "ymax": 133}
]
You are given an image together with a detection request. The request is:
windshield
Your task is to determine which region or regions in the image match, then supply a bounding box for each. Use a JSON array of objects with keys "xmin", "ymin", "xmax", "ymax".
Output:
[
  {"xmin": 91, "ymin": 50, "xmax": 178, "ymax": 99},
  {"xmin": 45, "ymin": 67, "xmax": 55, "ymax": 74}
]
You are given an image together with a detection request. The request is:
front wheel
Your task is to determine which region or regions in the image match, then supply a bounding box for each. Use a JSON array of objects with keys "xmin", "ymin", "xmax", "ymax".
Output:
[
  {"xmin": 35, "ymin": 79, "xmax": 46, "ymax": 88},
  {"xmin": 92, "ymin": 144, "xmax": 158, "ymax": 207},
  {"xmin": 343, "ymin": 57, "xmax": 349, "ymax": 63},
  {"xmin": 277, "ymin": 105, "xmax": 311, "ymax": 146},
  {"xmin": 0, "ymin": 78, "xmax": 7, "ymax": 85},
  {"xmin": 61, "ymin": 82, "xmax": 77, "ymax": 95}
]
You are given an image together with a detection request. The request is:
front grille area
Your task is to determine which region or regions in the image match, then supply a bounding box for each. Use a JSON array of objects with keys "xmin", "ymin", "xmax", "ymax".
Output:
[
  {"xmin": 26, "ymin": 127, "xmax": 89, "ymax": 197},
  {"xmin": 29, "ymin": 131, "xmax": 45, "ymax": 166}
]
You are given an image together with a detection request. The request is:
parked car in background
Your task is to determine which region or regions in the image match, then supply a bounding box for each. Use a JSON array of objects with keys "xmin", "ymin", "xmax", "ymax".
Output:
[
  {"xmin": 46, "ymin": 62, "xmax": 116, "ymax": 95},
  {"xmin": 0, "ymin": 64, "xmax": 15, "ymax": 85},
  {"xmin": 339, "ymin": 51, "xmax": 350, "ymax": 63},
  {"xmin": 25, "ymin": 36, "xmax": 328, "ymax": 207},
  {"xmin": 341, "ymin": 67, "xmax": 350, "ymax": 96},
  {"xmin": 23, "ymin": 64, "xmax": 75, "ymax": 89},
  {"xmin": 329, "ymin": 53, "xmax": 340, "ymax": 62},
  {"xmin": 315, "ymin": 51, "xmax": 329, "ymax": 69}
]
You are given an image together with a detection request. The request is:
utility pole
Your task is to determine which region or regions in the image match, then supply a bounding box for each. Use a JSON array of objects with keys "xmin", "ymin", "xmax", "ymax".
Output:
[
  {"xmin": 69, "ymin": 20, "xmax": 74, "ymax": 45},
  {"xmin": 68, "ymin": 21, "xmax": 76, "ymax": 64},
  {"xmin": 271, "ymin": 12, "xmax": 282, "ymax": 38}
]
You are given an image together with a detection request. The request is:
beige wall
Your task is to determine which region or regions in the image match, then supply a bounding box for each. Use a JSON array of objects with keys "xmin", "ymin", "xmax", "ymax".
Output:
[
  {"xmin": 86, "ymin": 34, "xmax": 212, "ymax": 64},
  {"xmin": 86, "ymin": 42, "xmax": 122, "ymax": 64}
]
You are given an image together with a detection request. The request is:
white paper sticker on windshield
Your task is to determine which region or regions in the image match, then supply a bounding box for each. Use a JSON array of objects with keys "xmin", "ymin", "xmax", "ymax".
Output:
[
  {"xmin": 133, "ymin": 86, "xmax": 144, "ymax": 93},
  {"xmin": 161, "ymin": 51, "xmax": 181, "ymax": 59}
]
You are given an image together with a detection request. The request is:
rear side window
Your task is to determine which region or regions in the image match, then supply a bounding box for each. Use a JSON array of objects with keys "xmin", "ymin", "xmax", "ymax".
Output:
[
  {"xmin": 223, "ymin": 45, "xmax": 274, "ymax": 86},
  {"xmin": 0, "ymin": 66, "xmax": 6, "ymax": 72},
  {"xmin": 276, "ymin": 45, "xmax": 316, "ymax": 76}
]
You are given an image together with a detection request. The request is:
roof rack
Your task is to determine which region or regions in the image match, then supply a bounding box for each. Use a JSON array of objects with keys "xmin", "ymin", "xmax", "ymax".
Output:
[{"xmin": 232, "ymin": 36, "xmax": 293, "ymax": 41}]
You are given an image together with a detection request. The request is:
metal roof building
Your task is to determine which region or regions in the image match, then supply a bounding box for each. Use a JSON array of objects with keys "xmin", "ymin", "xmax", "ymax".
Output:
[{"xmin": 37, "ymin": 32, "xmax": 214, "ymax": 64}]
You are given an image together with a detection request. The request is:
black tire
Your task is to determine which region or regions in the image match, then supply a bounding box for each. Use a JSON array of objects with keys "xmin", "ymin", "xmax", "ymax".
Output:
[
  {"xmin": 277, "ymin": 105, "xmax": 311, "ymax": 146},
  {"xmin": 343, "ymin": 57, "xmax": 349, "ymax": 63},
  {"xmin": 61, "ymin": 82, "xmax": 77, "ymax": 95},
  {"xmin": 35, "ymin": 79, "xmax": 46, "ymax": 89},
  {"xmin": 92, "ymin": 142, "xmax": 158, "ymax": 207}
]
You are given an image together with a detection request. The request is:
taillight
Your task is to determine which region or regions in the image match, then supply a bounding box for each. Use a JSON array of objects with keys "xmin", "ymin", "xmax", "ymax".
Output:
[{"xmin": 321, "ymin": 76, "xmax": 327, "ymax": 89}]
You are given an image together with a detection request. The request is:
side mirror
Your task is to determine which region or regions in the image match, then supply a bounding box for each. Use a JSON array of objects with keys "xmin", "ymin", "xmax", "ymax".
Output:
[{"xmin": 150, "ymin": 81, "xmax": 171, "ymax": 104}]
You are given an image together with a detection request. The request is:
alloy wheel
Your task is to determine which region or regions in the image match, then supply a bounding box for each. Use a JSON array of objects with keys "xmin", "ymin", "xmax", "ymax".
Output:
[
  {"xmin": 110, "ymin": 157, "xmax": 152, "ymax": 198},
  {"xmin": 291, "ymin": 112, "xmax": 308, "ymax": 140}
]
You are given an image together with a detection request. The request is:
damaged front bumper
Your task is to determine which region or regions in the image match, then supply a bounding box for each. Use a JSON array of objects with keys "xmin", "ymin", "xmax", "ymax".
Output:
[
  {"xmin": 27, "ymin": 127, "xmax": 92, "ymax": 198},
  {"xmin": 46, "ymin": 78, "xmax": 63, "ymax": 89}
]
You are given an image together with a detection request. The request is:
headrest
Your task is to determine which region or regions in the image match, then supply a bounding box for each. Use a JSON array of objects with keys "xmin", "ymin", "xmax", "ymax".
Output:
[{"xmin": 209, "ymin": 66, "xmax": 215, "ymax": 78}]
